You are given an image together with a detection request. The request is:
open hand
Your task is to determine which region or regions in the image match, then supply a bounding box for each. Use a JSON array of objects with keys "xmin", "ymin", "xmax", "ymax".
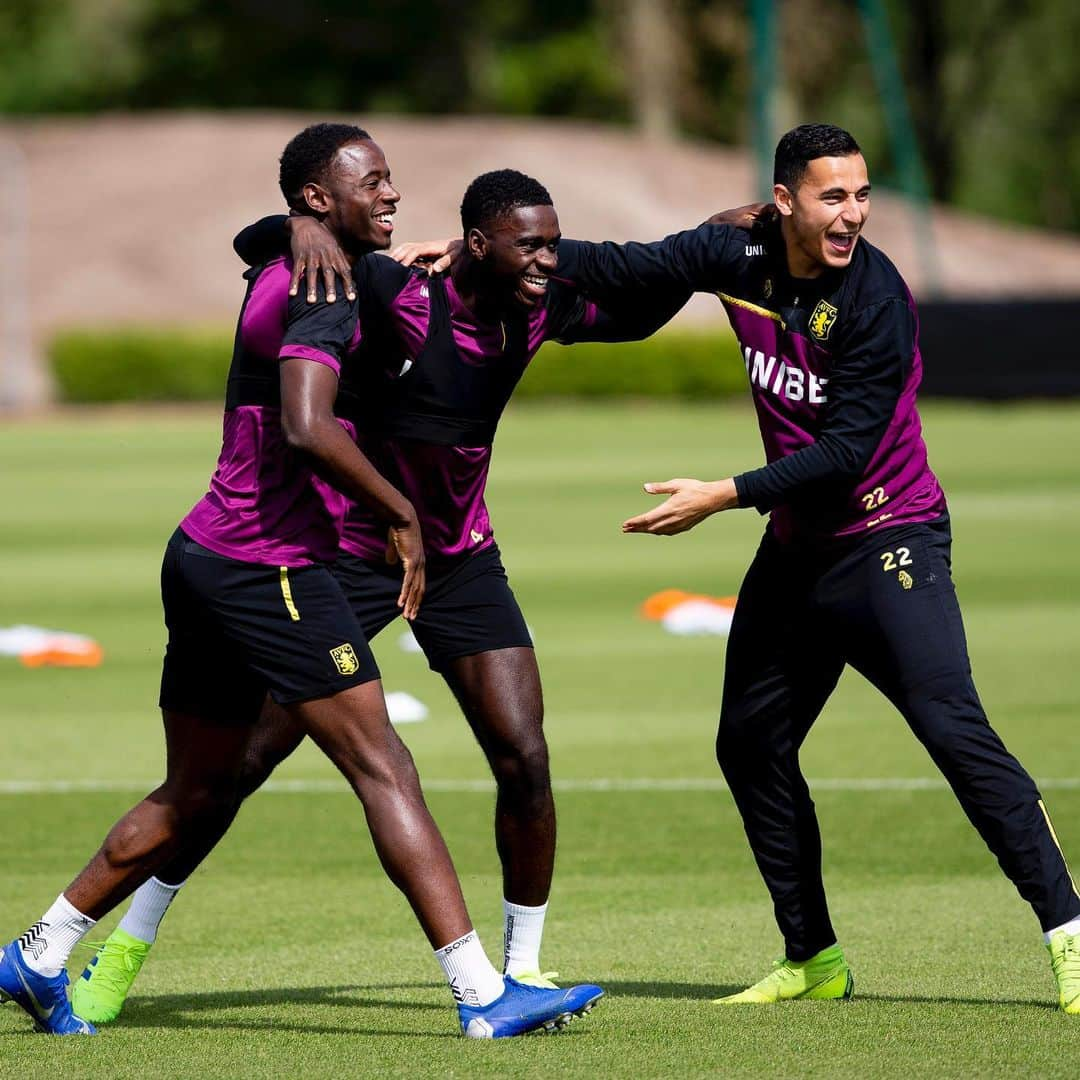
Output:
[
  {"xmin": 389, "ymin": 238, "xmax": 462, "ymax": 274},
  {"xmin": 386, "ymin": 520, "xmax": 426, "ymax": 620},
  {"xmin": 288, "ymin": 216, "xmax": 356, "ymax": 303},
  {"xmin": 622, "ymin": 478, "xmax": 739, "ymax": 536}
]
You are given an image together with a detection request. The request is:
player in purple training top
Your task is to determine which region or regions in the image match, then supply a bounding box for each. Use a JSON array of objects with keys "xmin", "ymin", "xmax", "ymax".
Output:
[
  {"xmin": 70, "ymin": 169, "xmax": 688, "ymax": 1020},
  {"xmin": 554, "ymin": 123, "xmax": 1080, "ymax": 1013},
  {"xmin": 0, "ymin": 125, "xmax": 602, "ymax": 1040}
]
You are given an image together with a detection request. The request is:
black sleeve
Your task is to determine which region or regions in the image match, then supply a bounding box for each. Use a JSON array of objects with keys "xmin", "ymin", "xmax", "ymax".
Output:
[
  {"xmin": 234, "ymin": 215, "xmax": 291, "ymax": 266},
  {"xmin": 555, "ymin": 225, "xmax": 743, "ymax": 296},
  {"xmin": 279, "ymin": 275, "xmax": 359, "ymax": 375},
  {"xmin": 556, "ymin": 289, "xmax": 692, "ymax": 344},
  {"xmin": 733, "ymin": 298, "xmax": 915, "ymax": 511}
]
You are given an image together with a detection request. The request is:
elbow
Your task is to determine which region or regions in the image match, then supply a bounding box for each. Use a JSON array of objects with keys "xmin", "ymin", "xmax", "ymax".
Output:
[
  {"xmin": 281, "ymin": 410, "xmax": 319, "ymax": 454},
  {"xmin": 821, "ymin": 438, "xmax": 870, "ymax": 481}
]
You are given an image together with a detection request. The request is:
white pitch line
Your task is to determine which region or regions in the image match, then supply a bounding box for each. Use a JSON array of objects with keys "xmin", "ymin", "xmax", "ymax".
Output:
[{"xmin": 1, "ymin": 777, "xmax": 1080, "ymax": 795}]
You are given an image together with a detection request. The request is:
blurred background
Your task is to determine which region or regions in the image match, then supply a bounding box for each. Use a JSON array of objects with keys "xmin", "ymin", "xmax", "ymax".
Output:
[
  {"xmin": 2, "ymin": 11, "xmax": 1080, "ymax": 1068},
  {"xmin": 1, "ymin": 0, "xmax": 1079, "ymax": 407}
]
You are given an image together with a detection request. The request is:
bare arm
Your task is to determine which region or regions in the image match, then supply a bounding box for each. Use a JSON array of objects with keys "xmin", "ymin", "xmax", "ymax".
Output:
[{"xmin": 279, "ymin": 358, "xmax": 425, "ymax": 618}]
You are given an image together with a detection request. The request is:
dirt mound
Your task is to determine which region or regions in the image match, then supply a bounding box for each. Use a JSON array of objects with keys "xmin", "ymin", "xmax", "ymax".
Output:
[{"xmin": 3, "ymin": 112, "xmax": 1079, "ymax": 404}]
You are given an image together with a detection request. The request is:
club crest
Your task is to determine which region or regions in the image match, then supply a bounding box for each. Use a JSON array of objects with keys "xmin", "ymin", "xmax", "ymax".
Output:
[
  {"xmin": 330, "ymin": 643, "xmax": 360, "ymax": 675},
  {"xmin": 763, "ymin": 278, "xmax": 773, "ymax": 300},
  {"xmin": 809, "ymin": 299, "xmax": 838, "ymax": 341}
]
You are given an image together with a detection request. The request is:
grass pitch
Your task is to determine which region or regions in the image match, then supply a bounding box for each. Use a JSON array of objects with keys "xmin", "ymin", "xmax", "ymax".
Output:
[{"xmin": 2, "ymin": 399, "xmax": 1080, "ymax": 1077}]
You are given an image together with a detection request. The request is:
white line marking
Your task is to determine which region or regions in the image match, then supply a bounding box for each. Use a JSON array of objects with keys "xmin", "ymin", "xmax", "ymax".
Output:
[{"xmin": 1, "ymin": 777, "xmax": 1079, "ymax": 795}]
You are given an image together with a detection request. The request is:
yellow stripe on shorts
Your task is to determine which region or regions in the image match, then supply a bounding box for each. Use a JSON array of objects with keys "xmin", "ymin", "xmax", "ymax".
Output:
[{"xmin": 279, "ymin": 567, "xmax": 300, "ymax": 622}]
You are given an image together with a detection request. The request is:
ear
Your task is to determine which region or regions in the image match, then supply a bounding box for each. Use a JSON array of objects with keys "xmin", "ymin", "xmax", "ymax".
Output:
[
  {"xmin": 773, "ymin": 184, "xmax": 794, "ymax": 217},
  {"xmin": 302, "ymin": 182, "xmax": 332, "ymax": 216},
  {"xmin": 466, "ymin": 227, "xmax": 488, "ymax": 260}
]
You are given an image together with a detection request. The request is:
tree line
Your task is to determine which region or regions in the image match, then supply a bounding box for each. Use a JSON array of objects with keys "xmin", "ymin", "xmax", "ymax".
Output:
[{"xmin": 2, "ymin": 0, "xmax": 1077, "ymax": 234}]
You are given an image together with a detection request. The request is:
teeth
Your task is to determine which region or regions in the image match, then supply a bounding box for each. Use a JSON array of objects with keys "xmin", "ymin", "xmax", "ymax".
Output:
[{"xmin": 523, "ymin": 275, "xmax": 548, "ymax": 287}]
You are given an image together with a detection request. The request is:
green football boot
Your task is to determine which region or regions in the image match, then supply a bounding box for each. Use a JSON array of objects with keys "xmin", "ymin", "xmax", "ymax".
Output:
[
  {"xmin": 71, "ymin": 928, "xmax": 151, "ymax": 1024},
  {"xmin": 510, "ymin": 971, "xmax": 561, "ymax": 989},
  {"xmin": 1048, "ymin": 931, "xmax": 1080, "ymax": 1015},
  {"xmin": 714, "ymin": 944, "xmax": 854, "ymax": 1004}
]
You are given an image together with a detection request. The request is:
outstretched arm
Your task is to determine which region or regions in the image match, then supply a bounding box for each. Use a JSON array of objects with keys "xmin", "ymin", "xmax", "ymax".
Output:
[
  {"xmin": 556, "ymin": 286, "xmax": 692, "ymax": 344},
  {"xmin": 555, "ymin": 224, "xmax": 743, "ymax": 298}
]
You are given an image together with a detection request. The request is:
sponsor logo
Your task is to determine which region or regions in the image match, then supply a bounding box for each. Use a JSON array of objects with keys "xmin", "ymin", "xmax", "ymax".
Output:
[
  {"xmin": 330, "ymin": 643, "xmax": 360, "ymax": 675},
  {"xmin": 809, "ymin": 299, "xmax": 838, "ymax": 341},
  {"xmin": 742, "ymin": 346, "xmax": 828, "ymax": 404},
  {"xmin": 18, "ymin": 921, "xmax": 49, "ymax": 962},
  {"xmin": 420, "ymin": 285, "xmax": 429, "ymax": 298},
  {"xmin": 470, "ymin": 529, "xmax": 484, "ymax": 545},
  {"xmin": 16, "ymin": 964, "xmax": 55, "ymax": 1022},
  {"xmin": 745, "ymin": 244, "xmax": 765, "ymax": 256}
]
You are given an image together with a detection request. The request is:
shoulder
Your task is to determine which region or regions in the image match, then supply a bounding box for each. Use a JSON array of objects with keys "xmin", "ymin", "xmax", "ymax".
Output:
[
  {"xmin": 246, "ymin": 256, "xmax": 292, "ymax": 299},
  {"xmin": 360, "ymin": 252, "xmax": 413, "ymax": 289},
  {"xmin": 842, "ymin": 238, "xmax": 913, "ymax": 316}
]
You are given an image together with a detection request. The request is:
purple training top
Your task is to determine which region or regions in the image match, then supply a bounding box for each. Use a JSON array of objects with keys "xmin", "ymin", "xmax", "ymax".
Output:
[
  {"xmin": 180, "ymin": 258, "xmax": 361, "ymax": 566},
  {"xmin": 558, "ymin": 228, "xmax": 947, "ymax": 548},
  {"xmin": 339, "ymin": 271, "xmax": 598, "ymax": 562}
]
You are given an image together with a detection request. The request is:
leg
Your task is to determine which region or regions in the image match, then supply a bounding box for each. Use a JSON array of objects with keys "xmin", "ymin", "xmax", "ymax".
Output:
[
  {"xmin": 715, "ymin": 532, "xmax": 845, "ymax": 962},
  {"xmin": 150, "ymin": 699, "xmax": 306, "ymax": 886},
  {"xmin": 64, "ymin": 710, "xmax": 253, "ymax": 919},
  {"xmin": 1, "ymin": 708, "xmax": 252, "ymax": 1035},
  {"xmin": 402, "ymin": 546, "xmax": 553, "ymax": 976},
  {"xmin": 286, "ymin": 679, "xmax": 473, "ymax": 949},
  {"xmin": 443, "ymin": 648, "xmax": 553, "ymax": 907},
  {"xmin": 842, "ymin": 520, "xmax": 1080, "ymax": 932}
]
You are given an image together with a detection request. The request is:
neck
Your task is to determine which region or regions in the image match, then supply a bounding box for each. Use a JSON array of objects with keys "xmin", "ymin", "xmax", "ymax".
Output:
[
  {"xmin": 450, "ymin": 255, "xmax": 507, "ymax": 322},
  {"xmin": 780, "ymin": 217, "xmax": 824, "ymax": 280}
]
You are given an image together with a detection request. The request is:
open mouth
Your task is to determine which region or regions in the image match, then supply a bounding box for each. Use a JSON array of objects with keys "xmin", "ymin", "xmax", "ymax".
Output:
[
  {"xmin": 373, "ymin": 210, "xmax": 396, "ymax": 233},
  {"xmin": 826, "ymin": 231, "xmax": 857, "ymax": 256},
  {"xmin": 520, "ymin": 273, "xmax": 548, "ymax": 298}
]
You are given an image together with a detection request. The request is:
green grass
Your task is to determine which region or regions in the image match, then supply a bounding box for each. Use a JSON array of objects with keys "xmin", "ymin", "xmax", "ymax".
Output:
[{"xmin": 2, "ymin": 399, "xmax": 1080, "ymax": 1077}]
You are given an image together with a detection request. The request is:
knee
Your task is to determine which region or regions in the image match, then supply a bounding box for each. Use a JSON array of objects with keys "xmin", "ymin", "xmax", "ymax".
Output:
[
  {"xmin": 236, "ymin": 744, "xmax": 281, "ymax": 801},
  {"xmin": 715, "ymin": 701, "xmax": 760, "ymax": 770},
  {"xmin": 162, "ymin": 775, "xmax": 240, "ymax": 831},
  {"xmin": 487, "ymin": 722, "xmax": 550, "ymax": 799}
]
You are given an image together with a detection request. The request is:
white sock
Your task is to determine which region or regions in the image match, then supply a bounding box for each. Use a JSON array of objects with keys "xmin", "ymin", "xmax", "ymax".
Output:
[
  {"xmin": 434, "ymin": 930, "xmax": 503, "ymax": 1007},
  {"xmin": 1044, "ymin": 914, "xmax": 1080, "ymax": 943},
  {"xmin": 17, "ymin": 894, "xmax": 96, "ymax": 977},
  {"xmin": 117, "ymin": 876, "xmax": 184, "ymax": 944},
  {"xmin": 502, "ymin": 899, "xmax": 548, "ymax": 976}
]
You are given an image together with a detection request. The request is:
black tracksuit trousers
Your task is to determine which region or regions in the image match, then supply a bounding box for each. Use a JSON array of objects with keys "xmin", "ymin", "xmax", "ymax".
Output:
[{"xmin": 716, "ymin": 516, "xmax": 1080, "ymax": 960}]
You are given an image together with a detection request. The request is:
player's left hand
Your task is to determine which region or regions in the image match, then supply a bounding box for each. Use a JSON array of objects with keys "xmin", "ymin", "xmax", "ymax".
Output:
[
  {"xmin": 287, "ymin": 216, "xmax": 356, "ymax": 303},
  {"xmin": 622, "ymin": 478, "xmax": 739, "ymax": 536},
  {"xmin": 389, "ymin": 238, "xmax": 462, "ymax": 274},
  {"xmin": 705, "ymin": 202, "xmax": 778, "ymax": 229}
]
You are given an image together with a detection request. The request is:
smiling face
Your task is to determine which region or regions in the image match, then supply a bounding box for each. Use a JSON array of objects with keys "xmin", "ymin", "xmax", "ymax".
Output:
[
  {"xmin": 302, "ymin": 139, "xmax": 400, "ymax": 255},
  {"xmin": 467, "ymin": 204, "xmax": 561, "ymax": 311},
  {"xmin": 774, "ymin": 153, "xmax": 870, "ymax": 278}
]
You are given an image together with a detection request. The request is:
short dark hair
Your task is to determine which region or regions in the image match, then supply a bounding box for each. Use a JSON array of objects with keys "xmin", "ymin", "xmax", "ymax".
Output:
[
  {"xmin": 279, "ymin": 122, "xmax": 371, "ymax": 212},
  {"xmin": 773, "ymin": 123, "xmax": 860, "ymax": 191},
  {"xmin": 460, "ymin": 169, "xmax": 553, "ymax": 234}
]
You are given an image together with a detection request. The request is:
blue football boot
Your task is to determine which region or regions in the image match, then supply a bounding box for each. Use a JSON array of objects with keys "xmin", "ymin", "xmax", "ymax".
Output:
[
  {"xmin": 457, "ymin": 975, "xmax": 603, "ymax": 1038},
  {"xmin": 0, "ymin": 939, "xmax": 96, "ymax": 1035}
]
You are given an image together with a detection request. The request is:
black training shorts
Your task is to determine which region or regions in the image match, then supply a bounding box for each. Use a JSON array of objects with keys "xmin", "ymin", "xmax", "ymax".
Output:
[
  {"xmin": 333, "ymin": 543, "xmax": 532, "ymax": 672},
  {"xmin": 159, "ymin": 528, "xmax": 379, "ymax": 723}
]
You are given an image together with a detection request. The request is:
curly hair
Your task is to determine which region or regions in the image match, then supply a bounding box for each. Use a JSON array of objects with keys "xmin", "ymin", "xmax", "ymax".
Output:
[
  {"xmin": 774, "ymin": 124, "xmax": 860, "ymax": 191},
  {"xmin": 460, "ymin": 169, "xmax": 553, "ymax": 234},
  {"xmin": 279, "ymin": 123, "xmax": 371, "ymax": 212}
]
